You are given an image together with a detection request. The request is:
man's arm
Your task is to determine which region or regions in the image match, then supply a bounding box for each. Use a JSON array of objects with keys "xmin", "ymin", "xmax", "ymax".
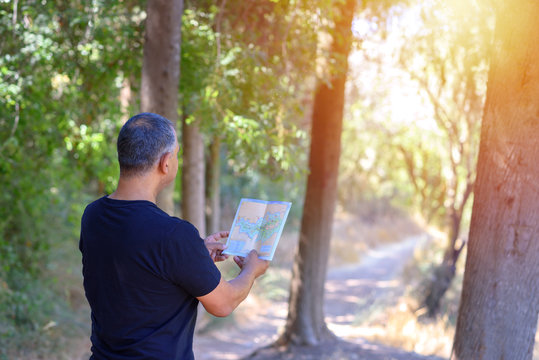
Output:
[{"xmin": 197, "ymin": 250, "xmax": 269, "ymax": 317}]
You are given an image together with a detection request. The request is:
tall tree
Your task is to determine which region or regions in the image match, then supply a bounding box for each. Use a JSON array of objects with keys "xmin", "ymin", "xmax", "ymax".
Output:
[
  {"xmin": 451, "ymin": 1, "xmax": 539, "ymax": 358},
  {"xmin": 277, "ymin": 0, "xmax": 356, "ymax": 346},
  {"xmin": 140, "ymin": 0, "xmax": 183, "ymax": 215},
  {"xmin": 206, "ymin": 137, "xmax": 221, "ymax": 235},
  {"xmin": 181, "ymin": 116, "xmax": 206, "ymax": 235}
]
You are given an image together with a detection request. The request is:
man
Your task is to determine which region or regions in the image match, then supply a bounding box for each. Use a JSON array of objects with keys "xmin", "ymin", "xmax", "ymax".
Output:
[{"xmin": 80, "ymin": 112, "xmax": 269, "ymax": 360}]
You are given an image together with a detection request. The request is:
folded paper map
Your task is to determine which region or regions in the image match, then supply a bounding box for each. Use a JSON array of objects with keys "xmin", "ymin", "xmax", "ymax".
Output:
[{"xmin": 223, "ymin": 198, "xmax": 292, "ymax": 261}]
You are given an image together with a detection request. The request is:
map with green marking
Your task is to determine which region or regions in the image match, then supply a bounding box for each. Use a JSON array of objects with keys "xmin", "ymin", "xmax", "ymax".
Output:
[{"xmin": 223, "ymin": 198, "xmax": 292, "ymax": 261}]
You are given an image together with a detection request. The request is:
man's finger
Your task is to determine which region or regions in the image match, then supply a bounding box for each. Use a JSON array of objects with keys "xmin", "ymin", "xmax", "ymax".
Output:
[
  {"xmin": 215, "ymin": 254, "xmax": 229, "ymax": 262},
  {"xmin": 206, "ymin": 231, "xmax": 229, "ymax": 242},
  {"xmin": 207, "ymin": 242, "xmax": 226, "ymax": 250},
  {"xmin": 233, "ymin": 255, "xmax": 245, "ymax": 268}
]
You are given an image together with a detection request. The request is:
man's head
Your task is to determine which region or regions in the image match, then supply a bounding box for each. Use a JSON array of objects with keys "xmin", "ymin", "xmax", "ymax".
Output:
[{"xmin": 117, "ymin": 113, "xmax": 177, "ymax": 178}]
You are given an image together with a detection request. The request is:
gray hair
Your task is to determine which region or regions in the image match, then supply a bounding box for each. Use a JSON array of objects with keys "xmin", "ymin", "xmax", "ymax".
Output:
[{"xmin": 117, "ymin": 112, "xmax": 176, "ymax": 177}]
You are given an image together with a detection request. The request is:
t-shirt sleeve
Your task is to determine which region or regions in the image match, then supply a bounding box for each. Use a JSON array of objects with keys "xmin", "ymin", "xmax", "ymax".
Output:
[{"xmin": 162, "ymin": 221, "xmax": 221, "ymax": 297}]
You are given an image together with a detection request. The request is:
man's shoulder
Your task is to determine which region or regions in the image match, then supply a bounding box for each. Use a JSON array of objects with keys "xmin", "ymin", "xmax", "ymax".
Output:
[
  {"xmin": 81, "ymin": 196, "xmax": 202, "ymax": 239},
  {"xmin": 167, "ymin": 217, "xmax": 201, "ymax": 239},
  {"xmin": 84, "ymin": 196, "xmax": 159, "ymax": 213},
  {"xmin": 81, "ymin": 196, "xmax": 166, "ymax": 224},
  {"xmin": 81, "ymin": 196, "xmax": 107, "ymax": 217}
]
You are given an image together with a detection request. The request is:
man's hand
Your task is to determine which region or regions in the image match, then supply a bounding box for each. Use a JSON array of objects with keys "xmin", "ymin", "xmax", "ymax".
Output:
[
  {"xmin": 233, "ymin": 250, "xmax": 269, "ymax": 278},
  {"xmin": 197, "ymin": 249, "xmax": 270, "ymax": 317},
  {"xmin": 204, "ymin": 231, "xmax": 229, "ymax": 262}
]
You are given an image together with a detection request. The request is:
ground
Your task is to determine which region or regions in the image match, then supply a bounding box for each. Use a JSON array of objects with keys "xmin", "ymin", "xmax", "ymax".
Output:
[{"xmin": 192, "ymin": 235, "xmax": 444, "ymax": 360}]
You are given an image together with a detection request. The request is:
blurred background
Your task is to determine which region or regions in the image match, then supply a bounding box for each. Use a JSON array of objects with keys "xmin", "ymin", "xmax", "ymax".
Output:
[{"xmin": 0, "ymin": 0, "xmax": 537, "ymax": 359}]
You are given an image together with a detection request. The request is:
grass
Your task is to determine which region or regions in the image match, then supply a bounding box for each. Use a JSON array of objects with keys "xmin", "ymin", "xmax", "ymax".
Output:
[{"xmin": 0, "ymin": 237, "xmax": 91, "ymax": 360}]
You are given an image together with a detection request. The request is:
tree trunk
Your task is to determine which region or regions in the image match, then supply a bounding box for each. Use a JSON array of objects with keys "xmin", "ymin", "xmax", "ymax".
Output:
[
  {"xmin": 206, "ymin": 136, "xmax": 221, "ymax": 234},
  {"xmin": 140, "ymin": 0, "xmax": 183, "ymax": 215},
  {"xmin": 119, "ymin": 77, "xmax": 132, "ymax": 124},
  {"xmin": 422, "ymin": 206, "xmax": 466, "ymax": 317},
  {"xmin": 451, "ymin": 1, "xmax": 539, "ymax": 359},
  {"xmin": 278, "ymin": 0, "xmax": 356, "ymax": 346},
  {"xmin": 181, "ymin": 117, "xmax": 206, "ymax": 236}
]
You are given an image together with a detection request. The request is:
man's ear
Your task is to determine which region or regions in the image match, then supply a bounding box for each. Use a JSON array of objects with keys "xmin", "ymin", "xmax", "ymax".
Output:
[{"xmin": 158, "ymin": 152, "xmax": 172, "ymax": 174}]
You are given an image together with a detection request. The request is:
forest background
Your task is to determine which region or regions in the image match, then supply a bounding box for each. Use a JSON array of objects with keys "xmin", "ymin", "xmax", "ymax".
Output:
[{"xmin": 1, "ymin": 0, "xmax": 538, "ymax": 359}]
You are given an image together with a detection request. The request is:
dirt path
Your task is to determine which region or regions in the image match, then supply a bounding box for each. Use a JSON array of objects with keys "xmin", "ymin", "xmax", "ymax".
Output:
[{"xmin": 193, "ymin": 235, "xmax": 441, "ymax": 360}]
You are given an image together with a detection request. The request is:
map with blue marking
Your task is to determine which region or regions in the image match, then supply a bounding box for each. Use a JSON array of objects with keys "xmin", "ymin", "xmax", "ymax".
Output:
[{"xmin": 223, "ymin": 199, "xmax": 292, "ymax": 261}]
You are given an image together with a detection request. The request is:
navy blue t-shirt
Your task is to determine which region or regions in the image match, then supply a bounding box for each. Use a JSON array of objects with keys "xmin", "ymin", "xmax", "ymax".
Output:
[{"xmin": 79, "ymin": 196, "xmax": 221, "ymax": 360}]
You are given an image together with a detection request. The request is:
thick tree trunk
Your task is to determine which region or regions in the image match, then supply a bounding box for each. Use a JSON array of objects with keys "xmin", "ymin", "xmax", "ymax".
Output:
[
  {"xmin": 140, "ymin": 0, "xmax": 183, "ymax": 215},
  {"xmin": 206, "ymin": 136, "xmax": 221, "ymax": 235},
  {"xmin": 278, "ymin": 0, "xmax": 356, "ymax": 346},
  {"xmin": 451, "ymin": 1, "xmax": 539, "ymax": 359},
  {"xmin": 181, "ymin": 117, "xmax": 206, "ymax": 236}
]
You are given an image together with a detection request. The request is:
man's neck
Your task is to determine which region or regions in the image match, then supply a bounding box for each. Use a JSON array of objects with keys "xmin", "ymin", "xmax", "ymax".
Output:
[{"xmin": 109, "ymin": 176, "xmax": 159, "ymax": 203}]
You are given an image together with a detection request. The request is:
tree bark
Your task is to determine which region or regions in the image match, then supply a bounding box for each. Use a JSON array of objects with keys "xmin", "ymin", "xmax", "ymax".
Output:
[
  {"xmin": 451, "ymin": 1, "xmax": 539, "ymax": 358},
  {"xmin": 181, "ymin": 117, "xmax": 206, "ymax": 236},
  {"xmin": 140, "ymin": 0, "xmax": 183, "ymax": 215},
  {"xmin": 278, "ymin": 0, "xmax": 356, "ymax": 346},
  {"xmin": 206, "ymin": 136, "xmax": 221, "ymax": 235}
]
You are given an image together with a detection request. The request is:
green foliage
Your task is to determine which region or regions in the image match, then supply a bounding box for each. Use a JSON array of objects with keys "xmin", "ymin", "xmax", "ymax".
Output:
[
  {"xmin": 0, "ymin": 0, "xmax": 144, "ymax": 351},
  {"xmin": 180, "ymin": 4, "xmax": 315, "ymax": 181}
]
